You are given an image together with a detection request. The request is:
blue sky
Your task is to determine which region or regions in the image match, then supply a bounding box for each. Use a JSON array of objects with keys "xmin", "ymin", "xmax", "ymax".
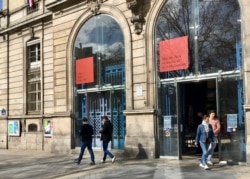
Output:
[{"xmin": 0, "ymin": 0, "xmax": 2, "ymax": 10}]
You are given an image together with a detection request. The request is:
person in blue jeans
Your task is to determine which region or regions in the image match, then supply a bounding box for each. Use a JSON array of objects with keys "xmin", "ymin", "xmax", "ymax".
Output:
[
  {"xmin": 74, "ymin": 117, "xmax": 95, "ymax": 165},
  {"xmin": 100, "ymin": 116, "xmax": 116, "ymax": 163},
  {"xmin": 195, "ymin": 115, "xmax": 214, "ymax": 170}
]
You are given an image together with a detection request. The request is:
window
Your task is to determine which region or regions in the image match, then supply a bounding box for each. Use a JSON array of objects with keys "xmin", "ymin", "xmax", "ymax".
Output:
[
  {"xmin": 27, "ymin": 2, "xmax": 39, "ymax": 14},
  {"xmin": 0, "ymin": 0, "xmax": 2, "ymax": 10},
  {"xmin": 155, "ymin": 0, "xmax": 241, "ymax": 79},
  {"xmin": 27, "ymin": 40, "xmax": 41, "ymax": 112},
  {"xmin": 73, "ymin": 14, "xmax": 125, "ymax": 89}
]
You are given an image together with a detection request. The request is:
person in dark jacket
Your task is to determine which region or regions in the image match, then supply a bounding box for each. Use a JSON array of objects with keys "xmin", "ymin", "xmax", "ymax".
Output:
[
  {"xmin": 74, "ymin": 117, "xmax": 95, "ymax": 165},
  {"xmin": 100, "ymin": 116, "xmax": 116, "ymax": 163}
]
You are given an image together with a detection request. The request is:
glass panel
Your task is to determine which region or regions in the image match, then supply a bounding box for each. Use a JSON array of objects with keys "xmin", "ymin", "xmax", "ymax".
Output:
[
  {"xmin": 73, "ymin": 14, "xmax": 125, "ymax": 89},
  {"xmin": 159, "ymin": 83, "xmax": 179, "ymax": 156},
  {"xmin": 155, "ymin": 0, "xmax": 241, "ymax": 79},
  {"xmin": 111, "ymin": 90, "xmax": 126, "ymax": 149},
  {"xmin": 219, "ymin": 78, "xmax": 245, "ymax": 162},
  {"xmin": 28, "ymin": 44, "xmax": 40, "ymax": 63}
]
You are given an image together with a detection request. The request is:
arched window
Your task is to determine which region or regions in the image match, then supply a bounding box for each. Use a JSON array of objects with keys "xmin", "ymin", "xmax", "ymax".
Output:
[
  {"xmin": 155, "ymin": 0, "xmax": 241, "ymax": 78},
  {"xmin": 73, "ymin": 14, "xmax": 125, "ymax": 89},
  {"xmin": 28, "ymin": 123, "xmax": 38, "ymax": 132}
]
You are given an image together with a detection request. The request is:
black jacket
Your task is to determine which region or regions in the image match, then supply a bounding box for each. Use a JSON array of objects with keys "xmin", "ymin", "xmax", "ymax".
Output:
[
  {"xmin": 100, "ymin": 120, "xmax": 113, "ymax": 142},
  {"xmin": 79, "ymin": 123, "xmax": 93, "ymax": 141}
]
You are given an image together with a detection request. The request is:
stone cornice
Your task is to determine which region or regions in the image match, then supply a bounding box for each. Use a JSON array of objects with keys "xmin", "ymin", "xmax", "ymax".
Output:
[
  {"xmin": 0, "ymin": 12, "xmax": 52, "ymax": 34},
  {"xmin": 3, "ymin": 111, "xmax": 72, "ymax": 119},
  {"xmin": 46, "ymin": 0, "xmax": 68, "ymax": 10},
  {"xmin": 244, "ymin": 105, "xmax": 250, "ymax": 110},
  {"xmin": 123, "ymin": 109, "xmax": 156, "ymax": 115}
]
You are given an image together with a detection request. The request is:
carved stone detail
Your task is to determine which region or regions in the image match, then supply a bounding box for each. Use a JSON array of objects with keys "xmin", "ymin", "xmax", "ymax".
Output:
[
  {"xmin": 87, "ymin": 0, "xmax": 105, "ymax": 14},
  {"xmin": 126, "ymin": 0, "xmax": 146, "ymax": 35}
]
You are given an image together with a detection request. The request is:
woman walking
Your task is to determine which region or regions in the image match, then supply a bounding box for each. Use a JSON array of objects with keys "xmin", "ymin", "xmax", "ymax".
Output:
[{"xmin": 195, "ymin": 115, "xmax": 214, "ymax": 170}]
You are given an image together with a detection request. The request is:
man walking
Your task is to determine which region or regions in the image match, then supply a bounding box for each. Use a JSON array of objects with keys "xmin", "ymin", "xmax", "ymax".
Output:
[
  {"xmin": 100, "ymin": 116, "xmax": 116, "ymax": 163},
  {"xmin": 74, "ymin": 117, "xmax": 95, "ymax": 165}
]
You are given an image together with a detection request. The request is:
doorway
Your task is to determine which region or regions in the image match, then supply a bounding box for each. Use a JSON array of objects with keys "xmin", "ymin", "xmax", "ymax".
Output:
[
  {"xmin": 180, "ymin": 80, "xmax": 217, "ymax": 156},
  {"xmin": 158, "ymin": 79, "xmax": 217, "ymax": 158},
  {"xmin": 74, "ymin": 90, "xmax": 126, "ymax": 150},
  {"xmin": 159, "ymin": 76, "xmax": 246, "ymax": 162}
]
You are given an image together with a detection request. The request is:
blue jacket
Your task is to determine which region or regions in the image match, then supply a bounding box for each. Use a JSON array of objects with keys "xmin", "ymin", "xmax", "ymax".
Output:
[{"xmin": 195, "ymin": 123, "xmax": 214, "ymax": 143}]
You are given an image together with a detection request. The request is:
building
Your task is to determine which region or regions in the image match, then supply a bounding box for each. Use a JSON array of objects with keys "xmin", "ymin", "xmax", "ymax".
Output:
[{"xmin": 0, "ymin": 0, "xmax": 249, "ymax": 163}]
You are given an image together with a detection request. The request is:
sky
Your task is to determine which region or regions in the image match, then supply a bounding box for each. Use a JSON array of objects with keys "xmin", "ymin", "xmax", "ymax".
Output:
[{"xmin": 0, "ymin": 0, "xmax": 2, "ymax": 10}]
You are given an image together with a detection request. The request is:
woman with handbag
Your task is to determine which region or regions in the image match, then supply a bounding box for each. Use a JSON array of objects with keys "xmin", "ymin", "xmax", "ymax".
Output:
[{"xmin": 195, "ymin": 115, "xmax": 215, "ymax": 170}]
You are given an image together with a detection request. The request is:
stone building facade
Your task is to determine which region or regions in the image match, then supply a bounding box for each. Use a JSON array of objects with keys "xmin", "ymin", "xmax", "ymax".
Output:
[{"xmin": 0, "ymin": 0, "xmax": 250, "ymax": 163}]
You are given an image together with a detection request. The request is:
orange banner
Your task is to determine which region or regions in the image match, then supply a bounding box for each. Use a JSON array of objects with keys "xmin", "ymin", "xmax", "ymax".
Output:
[
  {"xmin": 159, "ymin": 36, "xmax": 189, "ymax": 72},
  {"xmin": 75, "ymin": 57, "xmax": 94, "ymax": 84}
]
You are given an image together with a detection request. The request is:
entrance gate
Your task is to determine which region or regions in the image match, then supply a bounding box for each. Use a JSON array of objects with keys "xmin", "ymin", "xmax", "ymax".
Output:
[{"xmin": 75, "ymin": 90, "xmax": 125, "ymax": 149}]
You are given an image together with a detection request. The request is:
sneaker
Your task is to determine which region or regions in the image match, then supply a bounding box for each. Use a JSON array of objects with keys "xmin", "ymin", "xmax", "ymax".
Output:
[
  {"xmin": 199, "ymin": 163, "xmax": 204, "ymax": 168},
  {"xmin": 100, "ymin": 159, "xmax": 105, "ymax": 163},
  {"xmin": 207, "ymin": 161, "xmax": 214, "ymax": 165},
  {"xmin": 74, "ymin": 159, "xmax": 80, "ymax": 165},
  {"xmin": 204, "ymin": 165, "xmax": 209, "ymax": 170},
  {"xmin": 89, "ymin": 161, "xmax": 95, "ymax": 165},
  {"xmin": 111, "ymin": 156, "xmax": 116, "ymax": 163}
]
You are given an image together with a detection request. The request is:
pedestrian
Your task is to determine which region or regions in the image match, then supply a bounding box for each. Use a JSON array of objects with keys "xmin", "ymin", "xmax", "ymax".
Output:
[
  {"xmin": 195, "ymin": 115, "xmax": 214, "ymax": 170},
  {"xmin": 74, "ymin": 117, "xmax": 95, "ymax": 165},
  {"xmin": 100, "ymin": 116, "xmax": 116, "ymax": 163},
  {"xmin": 207, "ymin": 110, "xmax": 221, "ymax": 165}
]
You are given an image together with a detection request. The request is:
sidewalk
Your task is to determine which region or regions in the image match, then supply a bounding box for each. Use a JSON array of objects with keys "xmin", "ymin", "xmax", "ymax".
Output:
[{"xmin": 0, "ymin": 149, "xmax": 249, "ymax": 179}]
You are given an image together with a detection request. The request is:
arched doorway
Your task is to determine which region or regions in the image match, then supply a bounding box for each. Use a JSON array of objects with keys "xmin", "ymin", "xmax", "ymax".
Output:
[
  {"xmin": 73, "ymin": 14, "xmax": 126, "ymax": 150},
  {"xmin": 155, "ymin": 0, "xmax": 245, "ymax": 162}
]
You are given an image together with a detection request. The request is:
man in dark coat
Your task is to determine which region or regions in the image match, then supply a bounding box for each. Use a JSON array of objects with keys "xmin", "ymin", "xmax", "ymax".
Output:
[
  {"xmin": 74, "ymin": 117, "xmax": 95, "ymax": 165},
  {"xmin": 100, "ymin": 116, "xmax": 116, "ymax": 163}
]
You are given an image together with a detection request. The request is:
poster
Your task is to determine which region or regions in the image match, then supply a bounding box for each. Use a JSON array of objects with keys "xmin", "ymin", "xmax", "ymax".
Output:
[
  {"xmin": 44, "ymin": 119, "xmax": 53, "ymax": 137},
  {"xmin": 159, "ymin": 36, "xmax": 189, "ymax": 72},
  {"xmin": 227, "ymin": 114, "xmax": 237, "ymax": 128},
  {"xmin": 164, "ymin": 116, "xmax": 172, "ymax": 130},
  {"xmin": 8, "ymin": 120, "xmax": 20, "ymax": 136},
  {"xmin": 75, "ymin": 57, "xmax": 94, "ymax": 84},
  {"xmin": 164, "ymin": 116, "xmax": 172, "ymax": 137}
]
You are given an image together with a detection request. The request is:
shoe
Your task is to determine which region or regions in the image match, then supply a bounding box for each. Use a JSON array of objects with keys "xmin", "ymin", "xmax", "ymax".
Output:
[
  {"xmin": 199, "ymin": 163, "xmax": 204, "ymax": 168},
  {"xmin": 101, "ymin": 159, "xmax": 105, "ymax": 163},
  {"xmin": 204, "ymin": 165, "xmax": 209, "ymax": 170},
  {"xmin": 74, "ymin": 159, "xmax": 80, "ymax": 165},
  {"xmin": 207, "ymin": 161, "xmax": 213, "ymax": 165},
  {"xmin": 112, "ymin": 156, "xmax": 116, "ymax": 163},
  {"xmin": 90, "ymin": 161, "xmax": 95, "ymax": 165}
]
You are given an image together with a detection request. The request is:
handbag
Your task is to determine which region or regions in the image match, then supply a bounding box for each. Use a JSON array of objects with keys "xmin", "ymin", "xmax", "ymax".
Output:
[{"xmin": 206, "ymin": 138, "xmax": 212, "ymax": 144}]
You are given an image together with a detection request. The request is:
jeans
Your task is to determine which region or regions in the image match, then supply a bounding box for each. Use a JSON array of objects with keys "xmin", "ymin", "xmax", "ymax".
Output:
[
  {"xmin": 207, "ymin": 136, "xmax": 218, "ymax": 161},
  {"xmin": 199, "ymin": 141, "xmax": 210, "ymax": 165},
  {"xmin": 102, "ymin": 141, "xmax": 114, "ymax": 161},
  {"xmin": 78, "ymin": 140, "xmax": 95, "ymax": 162}
]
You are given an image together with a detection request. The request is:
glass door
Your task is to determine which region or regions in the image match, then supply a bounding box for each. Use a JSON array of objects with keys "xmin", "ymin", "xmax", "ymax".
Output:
[
  {"xmin": 159, "ymin": 82, "xmax": 181, "ymax": 159},
  {"xmin": 218, "ymin": 77, "xmax": 246, "ymax": 162}
]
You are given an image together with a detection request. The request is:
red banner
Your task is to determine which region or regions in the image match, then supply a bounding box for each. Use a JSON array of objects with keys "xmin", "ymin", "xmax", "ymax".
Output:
[
  {"xmin": 159, "ymin": 36, "xmax": 189, "ymax": 72},
  {"xmin": 75, "ymin": 57, "xmax": 94, "ymax": 84}
]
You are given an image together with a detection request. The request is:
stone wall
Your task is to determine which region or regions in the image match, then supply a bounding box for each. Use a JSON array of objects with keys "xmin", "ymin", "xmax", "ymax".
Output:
[{"xmin": 240, "ymin": 0, "xmax": 250, "ymax": 164}]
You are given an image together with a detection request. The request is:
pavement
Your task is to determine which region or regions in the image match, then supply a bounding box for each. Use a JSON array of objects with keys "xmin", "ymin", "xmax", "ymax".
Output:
[{"xmin": 0, "ymin": 149, "xmax": 250, "ymax": 179}]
